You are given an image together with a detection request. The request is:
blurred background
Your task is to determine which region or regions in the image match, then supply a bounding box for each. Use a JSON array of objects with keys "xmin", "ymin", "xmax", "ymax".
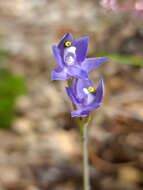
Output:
[{"xmin": 0, "ymin": 0, "xmax": 143, "ymax": 190}]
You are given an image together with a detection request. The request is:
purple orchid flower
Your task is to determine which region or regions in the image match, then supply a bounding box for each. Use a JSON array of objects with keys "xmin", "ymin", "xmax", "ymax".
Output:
[
  {"xmin": 52, "ymin": 33, "xmax": 109, "ymax": 80},
  {"xmin": 66, "ymin": 77, "xmax": 104, "ymax": 117}
]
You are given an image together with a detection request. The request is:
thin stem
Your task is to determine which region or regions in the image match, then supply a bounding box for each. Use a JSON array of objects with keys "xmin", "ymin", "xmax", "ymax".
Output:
[
  {"xmin": 67, "ymin": 79, "xmax": 90, "ymax": 189},
  {"xmin": 80, "ymin": 118, "xmax": 90, "ymax": 190}
]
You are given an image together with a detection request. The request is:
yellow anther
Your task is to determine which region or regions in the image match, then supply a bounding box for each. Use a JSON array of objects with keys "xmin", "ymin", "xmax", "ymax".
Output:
[
  {"xmin": 88, "ymin": 86, "xmax": 94, "ymax": 92},
  {"xmin": 65, "ymin": 41, "xmax": 71, "ymax": 47}
]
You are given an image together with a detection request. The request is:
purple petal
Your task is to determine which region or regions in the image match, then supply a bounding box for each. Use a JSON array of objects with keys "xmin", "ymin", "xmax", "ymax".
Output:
[
  {"xmin": 72, "ymin": 102, "xmax": 101, "ymax": 117},
  {"xmin": 51, "ymin": 67, "xmax": 70, "ymax": 80},
  {"xmin": 74, "ymin": 36, "xmax": 89, "ymax": 63},
  {"xmin": 71, "ymin": 78, "xmax": 77, "ymax": 94},
  {"xmin": 93, "ymin": 77, "xmax": 104, "ymax": 103},
  {"xmin": 66, "ymin": 87, "xmax": 82, "ymax": 107},
  {"xmin": 57, "ymin": 33, "xmax": 74, "ymax": 52},
  {"xmin": 76, "ymin": 78, "xmax": 94, "ymax": 99},
  {"xmin": 71, "ymin": 108, "xmax": 90, "ymax": 117},
  {"xmin": 87, "ymin": 77, "xmax": 104, "ymax": 106},
  {"xmin": 81, "ymin": 57, "xmax": 109, "ymax": 72},
  {"xmin": 52, "ymin": 45, "xmax": 64, "ymax": 68},
  {"xmin": 67, "ymin": 65, "xmax": 89, "ymax": 79}
]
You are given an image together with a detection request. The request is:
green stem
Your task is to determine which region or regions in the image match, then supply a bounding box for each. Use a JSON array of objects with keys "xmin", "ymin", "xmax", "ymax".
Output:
[
  {"xmin": 80, "ymin": 118, "xmax": 90, "ymax": 190},
  {"xmin": 67, "ymin": 78, "xmax": 90, "ymax": 190}
]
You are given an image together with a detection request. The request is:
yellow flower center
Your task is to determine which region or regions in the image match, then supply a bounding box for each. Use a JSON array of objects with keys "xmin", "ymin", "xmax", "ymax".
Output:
[
  {"xmin": 65, "ymin": 41, "xmax": 71, "ymax": 47},
  {"xmin": 88, "ymin": 86, "xmax": 94, "ymax": 92}
]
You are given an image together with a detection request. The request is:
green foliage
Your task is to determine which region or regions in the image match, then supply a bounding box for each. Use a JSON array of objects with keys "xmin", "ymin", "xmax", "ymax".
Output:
[
  {"xmin": 0, "ymin": 68, "xmax": 26, "ymax": 128},
  {"xmin": 95, "ymin": 53, "xmax": 143, "ymax": 67},
  {"xmin": 0, "ymin": 48, "xmax": 26, "ymax": 129},
  {"xmin": 0, "ymin": 49, "xmax": 9, "ymax": 65}
]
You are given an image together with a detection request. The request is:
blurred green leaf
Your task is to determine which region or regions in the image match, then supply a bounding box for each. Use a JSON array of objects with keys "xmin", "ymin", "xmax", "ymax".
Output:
[
  {"xmin": 0, "ymin": 69, "xmax": 26, "ymax": 129},
  {"xmin": 0, "ymin": 49, "xmax": 9, "ymax": 66},
  {"xmin": 95, "ymin": 53, "xmax": 143, "ymax": 67},
  {"xmin": 0, "ymin": 42, "xmax": 26, "ymax": 129}
]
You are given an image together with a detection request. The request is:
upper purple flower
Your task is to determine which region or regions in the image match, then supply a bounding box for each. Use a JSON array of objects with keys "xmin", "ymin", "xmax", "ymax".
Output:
[
  {"xmin": 52, "ymin": 33, "xmax": 109, "ymax": 80},
  {"xmin": 66, "ymin": 77, "xmax": 104, "ymax": 117}
]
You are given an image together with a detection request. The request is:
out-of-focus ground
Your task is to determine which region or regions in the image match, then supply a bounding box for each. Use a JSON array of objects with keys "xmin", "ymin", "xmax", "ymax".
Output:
[{"xmin": 0, "ymin": 0, "xmax": 143, "ymax": 190}]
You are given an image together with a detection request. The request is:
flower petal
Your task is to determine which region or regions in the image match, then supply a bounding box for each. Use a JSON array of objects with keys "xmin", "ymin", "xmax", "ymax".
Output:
[
  {"xmin": 82, "ymin": 77, "xmax": 104, "ymax": 108},
  {"xmin": 72, "ymin": 103, "xmax": 101, "ymax": 117},
  {"xmin": 81, "ymin": 57, "xmax": 109, "ymax": 72},
  {"xmin": 87, "ymin": 78, "xmax": 104, "ymax": 107},
  {"xmin": 74, "ymin": 36, "xmax": 89, "ymax": 63},
  {"xmin": 51, "ymin": 67, "xmax": 70, "ymax": 80},
  {"xmin": 67, "ymin": 65, "xmax": 89, "ymax": 79},
  {"xmin": 71, "ymin": 78, "xmax": 77, "ymax": 94},
  {"xmin": 66, "ymin": 87, "xmax": 82, "ymax": 107},
  {"xmin": 52, "ymin": 45, "xmax": 64, "ymax": 68},
  {"xmin": 57, "ymin": 33, "xmax": 74, "ymax": 52},
  {"xmin": 93, "ymin": 77, "xmax": 104, "ymax": 104},
  {"xmin": 76, "ymin": 78, "xmax": 94, "ymax": 99},
  {"xmin": 72, "ymin": 108, "xmax": 90, "ymax": 117}
]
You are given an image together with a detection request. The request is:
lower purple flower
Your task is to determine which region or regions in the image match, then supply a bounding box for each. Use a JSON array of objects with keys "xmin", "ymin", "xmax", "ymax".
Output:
[{"xmin": 66, "ymin": 77, "xmax": 104, "ymax": 117}]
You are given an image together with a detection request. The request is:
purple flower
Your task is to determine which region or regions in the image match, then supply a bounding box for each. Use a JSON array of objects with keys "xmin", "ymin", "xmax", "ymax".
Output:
[
  {"xmin": 52, "ymin": 33, "xmax": 109, "ymax": 80},
  {"xmin": 66, "ymin": 77, "xmax": 104, "ymax": 117}
]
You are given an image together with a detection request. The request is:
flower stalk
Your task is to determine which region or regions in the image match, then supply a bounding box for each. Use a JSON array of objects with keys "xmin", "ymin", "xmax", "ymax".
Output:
[
  {"xmin": 68, "ymin": 78, "xmax": 90, "ymax": 190},
  {"xmin": 80, "ymin": 117, "xmax": 90, "ymax": 190}
]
